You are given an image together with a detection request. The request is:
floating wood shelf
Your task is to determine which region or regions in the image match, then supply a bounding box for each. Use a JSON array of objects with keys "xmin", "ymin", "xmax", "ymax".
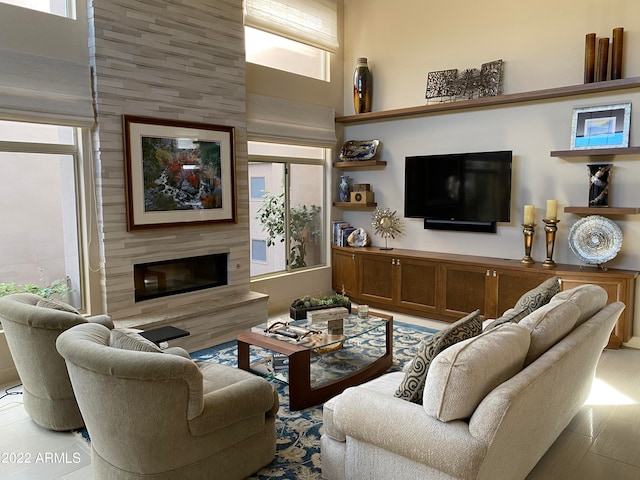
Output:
[
  {"xmin": 335, "ymin": 77, "xmax": 640, "ymax": 125},
  {"xmin": 564, "ymin": 206, "xmax": 640, "ymax": 215},
  {"xmin": 333, "ymin": 160, "xmax": 387, "ymax": 168},
  {"xmin": 333, "ymin": 202, "xmax": 377, "ymax": 209},
  {"xmin": 551, "ymin": 147, "xmax": 640, "ymax": 157}
]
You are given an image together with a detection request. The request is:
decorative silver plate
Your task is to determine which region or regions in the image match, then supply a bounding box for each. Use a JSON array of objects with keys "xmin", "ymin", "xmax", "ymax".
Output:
[
  {"xmin": 339, "ymin": 139, "xmax": 380, "ymax": 161},
  {"xmin": 568, "ymin": 215, "xmax": 622, "ymax": 265}
]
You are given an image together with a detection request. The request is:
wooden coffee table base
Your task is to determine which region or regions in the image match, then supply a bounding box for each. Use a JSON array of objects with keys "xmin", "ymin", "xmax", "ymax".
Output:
[{"xmin": 237, "ymin": 316, "xmax": 393, "ymax": 411}]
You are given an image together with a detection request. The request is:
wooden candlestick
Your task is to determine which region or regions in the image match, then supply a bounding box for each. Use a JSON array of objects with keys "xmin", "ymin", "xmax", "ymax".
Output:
[
  {"xmin": 596, "ymin": 37, "xmax": 609, "ymax": 82},
  {"xmin": 611, "ymin": 27, "xmax": 624, "ymax": 80},
  {"xmin": 584, "ymin": 33, "xmax": 596, "ymax": 83}
]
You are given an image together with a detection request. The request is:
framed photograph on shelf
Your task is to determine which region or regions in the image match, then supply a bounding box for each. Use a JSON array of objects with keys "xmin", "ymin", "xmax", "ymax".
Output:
[
  {"xmin": 123, "ymin": 115, "xmax": 236, "ymax": 230},
  {"xmin": 570, "ymin": 103, "xmax": 631, "ymax": 150}
]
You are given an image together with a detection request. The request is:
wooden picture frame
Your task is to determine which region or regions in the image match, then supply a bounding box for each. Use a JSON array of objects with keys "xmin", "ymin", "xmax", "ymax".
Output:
[
  {"xmin": 123, "ymin": 115, "xmax": 236, "ymax": 230},
  {"xmin": 570, "ymin": 103, "xmax": 631, "ymax": 150}
]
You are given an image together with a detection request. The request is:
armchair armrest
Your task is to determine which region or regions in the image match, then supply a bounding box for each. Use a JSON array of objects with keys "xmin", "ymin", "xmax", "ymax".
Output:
[
  {"xmin": 189, "ymin": 376, "xmax": 277, "ymax": 436},
  {"xmin": 163, "ymin": 346, "xmax": 191, "ymax": 359},
  {"xmin": 87, "ymin": 314, "xmax": 114, "ymax": 329},
  {"xmin": 332, "ymin": 387, "xmax": 487, "ymax": 479}
]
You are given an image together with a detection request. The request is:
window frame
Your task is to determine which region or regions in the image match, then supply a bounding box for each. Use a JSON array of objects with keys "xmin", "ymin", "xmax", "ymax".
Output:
[
  {"xmin": 248, "ymin": 148, "xmax": 327, "ymax": 279},
  {"xmin": 244, "ymin": 26, "xmax": 330, "ymax": 81},
  {"xmin": 0, "ymin": 122, "xmax": 93, "ymax": 312}
]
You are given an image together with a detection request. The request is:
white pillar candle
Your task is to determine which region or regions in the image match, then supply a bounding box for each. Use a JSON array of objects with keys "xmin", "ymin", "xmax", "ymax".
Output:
[
  {"xmin": 546, "ymin": 200, "xmax": 558, "ymax": 220},
  {"xmin": 524, "ymin": 205, "xmax": 535, "ymax": 225}
]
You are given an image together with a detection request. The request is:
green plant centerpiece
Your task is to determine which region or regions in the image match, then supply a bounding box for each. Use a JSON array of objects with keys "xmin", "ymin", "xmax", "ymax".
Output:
[{"xmin": 290, "ymin": 292, "xmax": 351, "ymax": 320}]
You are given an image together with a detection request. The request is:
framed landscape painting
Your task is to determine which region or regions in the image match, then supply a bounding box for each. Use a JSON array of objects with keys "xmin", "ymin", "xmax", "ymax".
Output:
[
  {"xmin": 123, "ymin": 115, "xmax": 236, "ymax": 230},
  {"xmin": 570, "ymin": 103, "xmax": 631, "ymax": 150}
]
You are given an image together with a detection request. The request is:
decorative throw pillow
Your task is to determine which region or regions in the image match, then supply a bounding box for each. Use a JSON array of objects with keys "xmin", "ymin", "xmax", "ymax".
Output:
[
  {"xmin": 36, "ymin": 298, "xmax": 80, "ymax": 315},
  {"xmin": 484, "ymin": 308, "xmax": 530, "ymax": 330},
  {"xmin": 423, "ymin": 323, "xmax": 531, "ymax": 422},
  {"xmin": 513, "ymin": 276, "xmax": 561, "ymax": 313},
  {"xmin": 110, "ymin": 328, "xmax": 162, "ymax": 353},
  {"xmin": 394, "ymin": 309, "xmax": 482, "ymax": 404}
]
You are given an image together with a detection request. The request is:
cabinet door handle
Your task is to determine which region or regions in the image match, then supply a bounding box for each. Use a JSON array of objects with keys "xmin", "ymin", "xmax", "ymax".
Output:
[
  {"xmin": 396, "ymin": 259, "xmax": 401, "ymax": 266},
  {"xmin": 493, "ymin": 271, "xmax": 497, "ymax": 277},
  {"xmin": 486, "ymin": 270, "xmax": 491, "ymax": 276},
  {"xmin": 351, "ymin": 254, "xmax": 355, "ymax": 260},
  {"xmin": 391, "ymin": 259, "xmax": 396, "ymax": 265}
]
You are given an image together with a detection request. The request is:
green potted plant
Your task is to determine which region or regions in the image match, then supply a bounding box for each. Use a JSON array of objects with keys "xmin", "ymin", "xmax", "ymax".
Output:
[{"xmin": 256, "ymin": 191, "xmax": 321, "ymax": 270}]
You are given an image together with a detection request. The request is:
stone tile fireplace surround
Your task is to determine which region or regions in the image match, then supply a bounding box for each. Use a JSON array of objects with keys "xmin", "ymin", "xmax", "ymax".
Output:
[{"xmin": 89, "ymin": 0, "xmax": 268, "ymax": 351}]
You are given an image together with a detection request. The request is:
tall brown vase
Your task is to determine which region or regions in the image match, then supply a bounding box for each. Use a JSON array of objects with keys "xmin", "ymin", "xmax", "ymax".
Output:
[
  {"xmin": 596, "ymin": 38, "xmax": 609, "ymax": 82},
  {"xmin": 584, "ymin": 33, "xmax": 596, "ymax": 83},
  {"xmin": 611, "ymin": 27, "xmax": 624, "ymax": 80},
  {"xmin": 353, "ymin": 57, "xmax": 372, "ymax": 114}
]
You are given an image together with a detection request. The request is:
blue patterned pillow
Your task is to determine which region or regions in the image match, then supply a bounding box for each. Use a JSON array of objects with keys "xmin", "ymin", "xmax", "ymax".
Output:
[
  {"xmin": 394, "ymin": 309, "xmax": 482, "ymax": 404},
  {"xmin": 513, "ymin": 276, "xmax": 560, "ymax": 313}
]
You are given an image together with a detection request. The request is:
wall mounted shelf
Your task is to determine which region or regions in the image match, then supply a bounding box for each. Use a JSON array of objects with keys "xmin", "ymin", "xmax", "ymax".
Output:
[
  {"xmin": 551, "ymin": 147, "xmax": 640, "ymax": 157},
  {"xmin": 333, "ymin": 160, "xmax": 387, "ymax": 168},
  {"xmin": 564, "ymin": 206, "xmax": 640, "ymax": 215},
  {"xmin": 333, "ymin": 202, "xmax": 377, "ymax": 209},
  {"xmin": 335, "ymin": 76, "xmax": 640, "ymax": 125}
]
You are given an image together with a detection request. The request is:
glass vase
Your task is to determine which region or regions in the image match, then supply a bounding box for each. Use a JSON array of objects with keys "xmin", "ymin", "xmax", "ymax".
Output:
[{"xmin": 353, "ymin": 57, "xmax": 372, "ymax": 114}]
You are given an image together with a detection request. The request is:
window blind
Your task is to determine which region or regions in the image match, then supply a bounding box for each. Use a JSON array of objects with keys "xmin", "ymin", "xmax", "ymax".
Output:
[
  {"xmin": 0, "ymin": 48, "xmax": 94, "ymax": 127},
  {"xmin": 246, "ymin": 94, "xmax": 336, "ymax": 148},
  {"xmin": 244, "ymin": 0, "xmax": 339, "ymax": 53}
]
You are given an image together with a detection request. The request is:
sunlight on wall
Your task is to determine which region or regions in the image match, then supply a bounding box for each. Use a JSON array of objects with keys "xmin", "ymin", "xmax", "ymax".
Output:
[{"xmin": 585, "ymin": 378, "xmax": 636, "ymax": 406}]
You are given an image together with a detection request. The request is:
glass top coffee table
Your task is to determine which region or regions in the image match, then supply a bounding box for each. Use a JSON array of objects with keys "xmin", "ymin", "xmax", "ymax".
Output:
[{"xmin": 237, "ymin": 311, "xmax": 393, "ymax": 410}]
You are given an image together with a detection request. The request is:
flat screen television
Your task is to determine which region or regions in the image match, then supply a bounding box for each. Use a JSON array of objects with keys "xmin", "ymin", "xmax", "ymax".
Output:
[{"xmin": 404, "ymin": 151, "xmax": 512, "ymax": 232}]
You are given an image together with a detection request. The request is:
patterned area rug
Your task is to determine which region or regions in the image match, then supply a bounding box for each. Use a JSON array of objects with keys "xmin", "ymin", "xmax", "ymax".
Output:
[{"xmin": 191, "ymin": 320, "xmax": 437, "ymax": 480}]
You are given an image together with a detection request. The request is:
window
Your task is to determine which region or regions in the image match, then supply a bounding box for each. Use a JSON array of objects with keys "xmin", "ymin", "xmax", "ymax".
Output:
[
  {"xmin": 0, "ymin": 0, "xmax": 74, "ymax": 18},
  {"xmin": 243, "ymin": 0, "xmax": 338, "ymax": 81},
  {"xmin": 249, "ymin": 142, "xmax": 325, "ymax": 277},
  {"xmin": 250, "ymin": 176, "xmax": 266, "ymax": 199},
  {"xmin": 251, "ymin": 239, "xmax": 267, "ymax": 263},
  {"xmin": 0, "ymin": 120, "xmax": 85, "ymax": 309},
  {"xmin": 245, "ymin": 26, "xmax": 329, "ymax": 81}
]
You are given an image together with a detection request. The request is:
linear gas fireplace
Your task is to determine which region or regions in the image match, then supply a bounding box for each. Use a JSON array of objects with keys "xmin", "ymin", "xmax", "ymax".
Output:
[{"xmin": 134, "ymin": 253, "xmax": 228, "ymax": 302}]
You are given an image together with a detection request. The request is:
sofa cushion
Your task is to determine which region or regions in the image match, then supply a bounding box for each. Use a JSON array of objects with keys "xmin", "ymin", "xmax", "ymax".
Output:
[
  {"xmin": 550, "ymin": 284, "xmax": 608, "ymax": 326},
  {"xmin": 110, "ymin": 328, "xmax": 162, "ymax": 353},
  {"xmin": 423, "ymin": 323, "xmax": 531, "ymax": 422},
  {"xmin": 394, "ymin": 310, "xmax": 482, "ymax": 404},
  {"xmin": 513, "ymin": 276, "xmax": 561, "ymax": 313},
  {"xmin": 518, "ymin": 300, "xmax": 581, "ymax": 366},
  {"xmin": 36, "ymin": 298, "xmax": 80, "ymax": 315}
]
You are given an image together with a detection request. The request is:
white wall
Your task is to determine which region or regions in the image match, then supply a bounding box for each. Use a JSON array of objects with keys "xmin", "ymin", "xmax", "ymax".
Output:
[{"xmin": 341, "ymin": 0, "xmax": 640, "ymax": 345}]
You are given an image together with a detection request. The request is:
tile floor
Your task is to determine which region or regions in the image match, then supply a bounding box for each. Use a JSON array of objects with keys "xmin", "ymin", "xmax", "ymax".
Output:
[{"xmin": 1, "ymin": 311, "xmax": 639, "ymax": 479}]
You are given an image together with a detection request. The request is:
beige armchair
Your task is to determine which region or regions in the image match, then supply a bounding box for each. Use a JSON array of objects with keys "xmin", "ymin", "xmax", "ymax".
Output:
[
  {"xmin": 56, "ymin": 323, "xmax": 279, "ymax": 480},
  {"xmin": 0, "ymin": 293, "xmax": 113, "ymax": 431}
]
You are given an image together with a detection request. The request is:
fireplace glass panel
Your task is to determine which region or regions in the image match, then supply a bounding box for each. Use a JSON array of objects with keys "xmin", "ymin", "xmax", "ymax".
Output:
[{"xmin": 134, "ymin": 254, "xmax": 228, "ymax": 301}]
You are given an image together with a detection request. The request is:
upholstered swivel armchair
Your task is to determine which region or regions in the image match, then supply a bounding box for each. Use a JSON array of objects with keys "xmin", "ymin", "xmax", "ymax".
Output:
[
  {"xmin": 56, "ymin": 323, "xmax": 279, "ymax": 480},
  {"xmin": 0, "ymin": 293, "xmax": 113, "ymax": 431}
]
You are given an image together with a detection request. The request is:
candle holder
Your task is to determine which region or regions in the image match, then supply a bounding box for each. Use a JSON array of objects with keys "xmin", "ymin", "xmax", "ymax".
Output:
[
  {"xmin": 521, "ymin": 223, "xmax": 536, "ymax": 264},
  {"xmin": 543, "ymin": 219, "xmax": 560, "ymax": 268}
]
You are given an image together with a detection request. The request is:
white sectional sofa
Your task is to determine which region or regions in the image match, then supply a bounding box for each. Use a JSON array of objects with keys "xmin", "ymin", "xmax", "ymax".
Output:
[{"xmin": 321, "ymin": 285, "xmax": 624, "ymax": 480}]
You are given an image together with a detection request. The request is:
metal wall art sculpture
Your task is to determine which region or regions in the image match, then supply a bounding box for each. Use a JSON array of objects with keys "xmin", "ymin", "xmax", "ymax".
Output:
[{"xmin": 425, "ymin": 59, "xmax": 503, "ymax": 104}]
